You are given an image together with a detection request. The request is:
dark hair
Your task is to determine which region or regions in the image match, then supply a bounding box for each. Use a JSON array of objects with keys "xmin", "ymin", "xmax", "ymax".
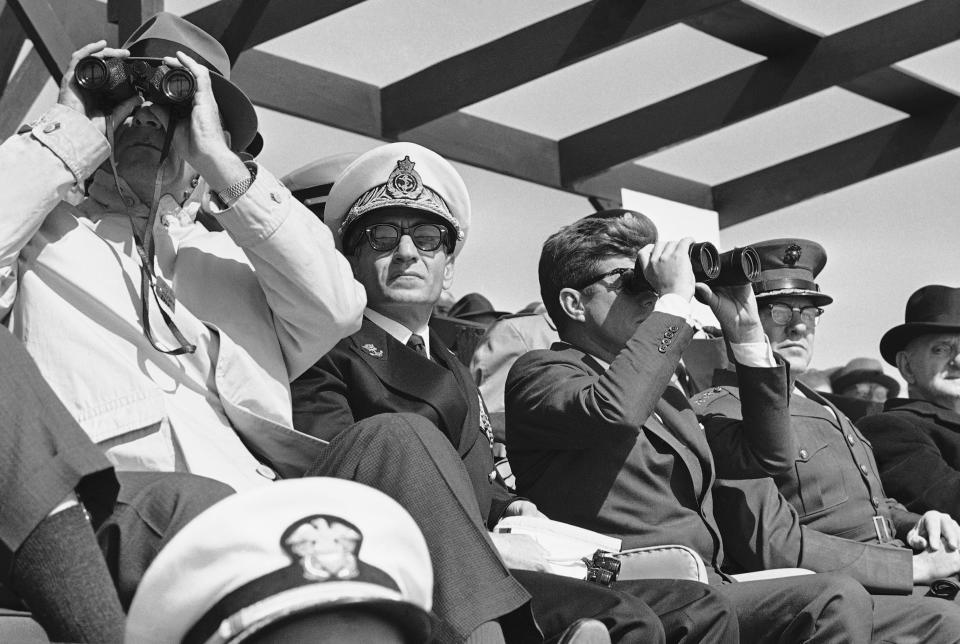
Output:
[{"xmin": 538, "ymin": 211, "xmax": 657, "ymax": 335}]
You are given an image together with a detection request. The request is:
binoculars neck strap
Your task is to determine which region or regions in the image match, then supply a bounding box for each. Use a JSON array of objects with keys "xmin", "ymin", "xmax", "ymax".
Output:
[{"xmin": 106, "ymin": 115, "xmax": 197, "ymax": 356}]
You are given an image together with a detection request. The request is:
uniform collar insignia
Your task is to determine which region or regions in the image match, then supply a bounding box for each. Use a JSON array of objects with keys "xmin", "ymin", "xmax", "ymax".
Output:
[{"xmin": 360, "ymin": 343, "xmax": 384, "ymax": 359}]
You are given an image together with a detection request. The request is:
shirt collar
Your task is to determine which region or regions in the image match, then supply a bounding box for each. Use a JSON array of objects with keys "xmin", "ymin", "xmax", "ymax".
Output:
[{"xmin": 364, "ymin": 308, "xmax": 432, "ymax": 357}]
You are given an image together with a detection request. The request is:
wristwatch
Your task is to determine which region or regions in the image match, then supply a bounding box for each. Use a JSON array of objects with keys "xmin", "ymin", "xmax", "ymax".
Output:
[{"xmin": 214, "ymin": 162, "xmax": 258, "ymax": 209}]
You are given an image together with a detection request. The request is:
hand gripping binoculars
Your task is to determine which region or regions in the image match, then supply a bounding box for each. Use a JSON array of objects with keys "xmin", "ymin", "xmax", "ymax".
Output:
[
  {"xmin": 75, "ymin": 57, "xmax": 196, "ymax": 112},
  {"xmin": 685, "ymin": 242, "xmax": 762, "ymax": 286}
]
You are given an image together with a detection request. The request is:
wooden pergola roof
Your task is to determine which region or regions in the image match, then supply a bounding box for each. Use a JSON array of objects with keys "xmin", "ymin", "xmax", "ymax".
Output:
[{"xmin": 5, "ymin": 0, "xmax": 959, "ymax": 227}]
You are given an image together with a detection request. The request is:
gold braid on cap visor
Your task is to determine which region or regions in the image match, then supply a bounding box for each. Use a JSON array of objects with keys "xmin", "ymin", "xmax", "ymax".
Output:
[{"xmin": 338, "ymin": 156, "xmax": 464, "ymax": 242}]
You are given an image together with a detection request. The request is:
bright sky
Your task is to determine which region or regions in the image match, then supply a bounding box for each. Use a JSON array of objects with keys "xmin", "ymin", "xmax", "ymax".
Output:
[{"xmin": 28, "ymin": 0, "xmax": 960, "ymax": 388}]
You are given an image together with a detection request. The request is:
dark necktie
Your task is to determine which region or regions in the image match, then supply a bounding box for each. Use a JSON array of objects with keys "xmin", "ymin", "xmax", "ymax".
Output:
[{"xmin": 407, "ymin": 333, "xmax": 427, "ymax": 356}]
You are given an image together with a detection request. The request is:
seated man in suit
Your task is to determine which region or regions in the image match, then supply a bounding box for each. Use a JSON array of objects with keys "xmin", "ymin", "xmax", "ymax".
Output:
[
  {"xmin": 858, "ymin": 285, "xmax": 960, "ymax": 520},
  {"xmin": 698, "ymin": 241, "xmax": 960, "ymax": 598},
  {"xmin": 290, "ymin": 144, "xmax": 741, "ymax": 643},
  {"xmin": 504, "ymin": 213, "xmax": 936, "ymax": 642}
]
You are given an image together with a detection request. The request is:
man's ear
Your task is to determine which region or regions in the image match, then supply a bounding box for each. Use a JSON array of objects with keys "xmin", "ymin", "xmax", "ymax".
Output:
[
  {"xmin": 895, "ymin": 350, "xmax": 915, "ymax": 384},
  {"xmin": 222, "ymin": 129, "xmax": 232, "ymax": 150},
  {"xmin": 558, "ymin": 287, "xmax": 586, "ymax": 324},
  {"xmin": 442, "ymin": 257, "xmax": 455, "ymax": 291}
]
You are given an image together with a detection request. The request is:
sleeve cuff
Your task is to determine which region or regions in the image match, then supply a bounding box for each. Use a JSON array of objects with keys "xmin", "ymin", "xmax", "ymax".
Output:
[
  {"xmin": 26, "ymin": 104, "xmax": 110, "ymax": 185},
  {"xmin": 655, "ymin": 293, "xmax": 692, "ymax": 321},
  {"xmin": 730, "ymin": 336, "xmax": 777, "ymax": 367}
]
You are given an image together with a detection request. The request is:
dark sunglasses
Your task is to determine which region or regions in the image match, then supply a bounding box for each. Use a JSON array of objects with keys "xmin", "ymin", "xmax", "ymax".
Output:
[
  {"xmin": 355, "ymin": 222, "xmax": 452, "ymax": 253},
  {"xmin": 572, "ymin": 267, "xmax": 658, "ymax": 297}
]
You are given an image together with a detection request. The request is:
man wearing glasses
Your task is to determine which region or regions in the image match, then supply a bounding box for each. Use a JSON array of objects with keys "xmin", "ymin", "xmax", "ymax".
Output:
[
  {"xmin": 289, "ymin": 145, "xmax": 747, "ymax": 643},
  {"xmin": 699, "ymin": 239, "xmax": 960, "ymax": 600},
  {"xmin": 504, "ymin": 214, "xmax": 889, "ymax": 642}
]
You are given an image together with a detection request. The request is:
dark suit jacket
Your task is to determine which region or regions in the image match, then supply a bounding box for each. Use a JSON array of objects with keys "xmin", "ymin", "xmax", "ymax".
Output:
[
  {"xmin": 504, "ymin": 311, "xmax": 791, "ymax": 584},
  {"xmin": 704, "ymin": 372, "xmax": 921, "ymax": 543},
  {"xmin": 859, "ymin": 398, "xmax": 960, "ymax": 518},
  {"xmin": 291, "ymin": 317, "xmax": 514, "ymax": 527}
]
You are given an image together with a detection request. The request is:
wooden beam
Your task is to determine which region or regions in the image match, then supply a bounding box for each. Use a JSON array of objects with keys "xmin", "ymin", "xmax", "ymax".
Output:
[
  {"xmin": 0, "ymin": 48, "xmax": 50, "ymax": 136},
  {"xmin": 685, "ymin": 2, "xmax": 818, "ymax": 57},
  {"xmin": 5, "ymin": 0, "xmax": 75, "ymax": 83},
  {"xmin": 559, "ymin": 0, "xmax": 960, "ymax": 183},
  {"xmin": 709, "ymin": 100, "xmax": 960, "ymax": 226},
  {"xmin": 404, "ymin": 112, "xmax": 560, "ymax": 187},
  {"xmin": 217, "ymin": 0, "xmax": 269, "ymax": 63},
  {"xmin": 380, "ymin": 0, "xmax": 736, "ymax": 136},
  {"xmin": 184, "ymin": 0, "xmax": 365, "ymax": 46},
  {"xmin": 572, "ymin": 163, "xmax": 714, "ymax": 210},
  {"xmin": 0, "ymin": 2, "xmax": 27, "ymax": 97},
  {"xmin": 107, "ymin": 0, "xmax": 164, "ymax": 44},
  {"xmin": 233, "ymin": 49, "xmax": 382, "ymax": 137}
]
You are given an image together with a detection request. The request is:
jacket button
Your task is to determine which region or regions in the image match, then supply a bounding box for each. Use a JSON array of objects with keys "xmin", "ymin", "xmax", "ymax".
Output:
[
  {"xmin": 270, "ymin": 192, "xmax": 282, "ymax": 203},
  {"xmin": 662, "ymin": 337, "xmax": 673, "ymax": 346},
  {"xmin": 799, "ymin": 449, "xmax": 808, "ymax": 459},
  {"xmin": 42, "ymin": 122, "xmax": 60, "ymax": 133},
  {"xmin": 859, "ymin": 464, "xmax": 869, "ymax": 476},
  {"xmin": 713, "ymin": 387, "xmax": 723, "ymax": 393},
  {"xmin": 658, "ymin": 346, "xmax": 667, "ymax": 354},
  {"xmin": 256, "ymin": 464, "xmax": 278, "ymax": 480},
  {"xmin": 664, "ymin": 331, "xmax": 675, "ymax": 339},
  {"xmin": 846, "ymin": 434, "xmax": 855, "ymax": 445},
  {"xmin": 871, "ymin": 496, "xmax": 880, "ymax": 507}
]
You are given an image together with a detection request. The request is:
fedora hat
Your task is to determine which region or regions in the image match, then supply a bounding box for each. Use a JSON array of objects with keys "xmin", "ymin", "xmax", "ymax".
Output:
[
  {"xmin": 830, "ymin": 357, "xmax": 900, "ymax": 398},
  {"xmin": 122, "ymin": 12, "xmax": 258, "ymax": 152},
  {"xmin": 880, "ymin": 285, "xmax": 960, "ymax": 365}
]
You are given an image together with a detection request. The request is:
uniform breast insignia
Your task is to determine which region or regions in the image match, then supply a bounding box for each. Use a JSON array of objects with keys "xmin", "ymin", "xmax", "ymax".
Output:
[
  {"xmin": 694, "ymin": 387, "xmax": 726, "ymax": 406},
  {"xmin": 360, "ymin": 343, "xmax": 384, "ymax": 359},
  {"xmin": 478, "ymin": 395, "xmax": 495, "ymax": 448}
]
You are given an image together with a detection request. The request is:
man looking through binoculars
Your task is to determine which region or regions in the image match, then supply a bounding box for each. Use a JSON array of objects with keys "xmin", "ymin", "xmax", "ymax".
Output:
[{"xmin": 0, "ymin": 13, "xmax": 365, "ymax": 491}]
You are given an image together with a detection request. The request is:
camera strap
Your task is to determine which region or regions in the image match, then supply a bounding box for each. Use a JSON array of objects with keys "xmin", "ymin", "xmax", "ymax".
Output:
[{"xmin": 106, "ymin": 114, "xmax": 196, "ymax": 356}]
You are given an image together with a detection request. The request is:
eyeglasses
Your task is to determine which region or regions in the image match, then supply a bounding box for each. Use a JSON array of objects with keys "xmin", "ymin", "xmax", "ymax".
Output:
[
  {"xmin": 573, "ymin": 267, "xmax": 658, "ymax": 297},
  {"xmin": 357, "ymin": 223, "xmax": 451, "ymax": 253},
  {"xmin": 766, "ymin": 303, "xmax": 824, "ymax": 326}
]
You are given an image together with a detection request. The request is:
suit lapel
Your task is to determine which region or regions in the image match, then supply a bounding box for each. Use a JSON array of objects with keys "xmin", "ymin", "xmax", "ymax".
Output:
[
  {"xmin": 349, "ymin": 319, "xmax": 467, "ymax": 440},
  {"xmin": 430, "ymin": 330, "xmax": 480, "ymax": 455},
  {"xmin": 571, "ymin": 345, "xmax": 712, "ymax": 498}
]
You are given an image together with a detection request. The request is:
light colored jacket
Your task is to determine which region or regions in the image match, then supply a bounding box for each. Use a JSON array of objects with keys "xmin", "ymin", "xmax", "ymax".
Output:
[{"xmin": 0, "ymin": 105, "xmax": 366, "ymax": 489}]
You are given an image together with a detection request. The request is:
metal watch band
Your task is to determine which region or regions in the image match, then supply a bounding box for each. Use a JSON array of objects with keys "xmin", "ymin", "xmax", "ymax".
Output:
[{"xmin": 216, "ymin": 163, "xmax": 258, "ymax": 208}]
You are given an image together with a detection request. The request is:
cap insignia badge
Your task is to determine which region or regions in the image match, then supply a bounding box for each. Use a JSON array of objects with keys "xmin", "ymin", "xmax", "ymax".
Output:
[
  {"xmin": 282, "ymin": 515, "xmax": 363, "ymax": 582},
  {"xmin": 386, "ymin": 156, "xmax": 424, "ymax": 200},
  {"xmin": 361, "ymin": 343, "xmax": 384, "ymax": 359},
  {"xmin": 783, "ymin": 244, "xmax": 802, "ymax": 266}
]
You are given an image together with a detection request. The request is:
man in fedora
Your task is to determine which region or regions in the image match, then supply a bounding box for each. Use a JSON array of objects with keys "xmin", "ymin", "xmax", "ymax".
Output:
[
  {"xmin": 289, "ymin": 147, "xmax": 742, "ymax": 643},
  {"xmin": 699, "ymin": 241, "xmax": 960, "ymax": 604},
  {"xmin": 831, "ymin": 357, "xmax": 900, "ymax": 403},
  {"xmin": 0, "ymin": 13, "xmax": 365, "ymax": 491},
  {"xmin": 858, "ymin": 285, "xmax": 960, "ymax": 520}
]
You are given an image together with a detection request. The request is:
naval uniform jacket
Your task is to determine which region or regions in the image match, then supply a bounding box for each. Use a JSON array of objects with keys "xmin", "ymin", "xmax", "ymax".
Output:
[
  {"xmin": 859, "ymin": 398, "xmax": 960, "ymax": 519},
  {"xmin": 703, "ymin": 372, "xmax": 921, "ymax": 543},
  {"xmin": 291, "ymin": 316, "xmax": 514, "ymax": 527},
  {"xmin": 504, "ymin": 311, "xmax": 792, "ymax": 584}
]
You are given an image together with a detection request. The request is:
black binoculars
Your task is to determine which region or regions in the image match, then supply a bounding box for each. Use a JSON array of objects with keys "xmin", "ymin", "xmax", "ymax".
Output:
[
  {"xmin": 585, "ymin": 550, "xmax": 621, "ymax": 587},
  {"xmin": 75, "ymin": 57, "xmax": 196, "ymax": 111},
  {"xmin": 688, "ymin": 241, "xmax": 761, "ymax": 286}
]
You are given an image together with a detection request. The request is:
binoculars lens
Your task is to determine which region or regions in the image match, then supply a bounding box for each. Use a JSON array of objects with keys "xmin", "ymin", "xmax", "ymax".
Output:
[
  {"xmin": 689, "ymin": 242, "xmax": 721, "ymax": 282},
  {"xmin": 715, "ymin": 246, "xmax": 762, "ymax": 286},
  {"xmin": 161, "ymin": 69, "xmax": 196, "ymax": 103},
  {"xmin": 76, "ymin": 57, "xmax": 127, "ymax": 92}
]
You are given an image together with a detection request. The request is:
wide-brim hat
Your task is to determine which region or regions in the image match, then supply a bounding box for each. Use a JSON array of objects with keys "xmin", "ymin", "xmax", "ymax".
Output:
[
  {"xmin": 448, "ymin": 292, "xmax": 509, "ymax": 323},
  {"xmin": 122, "ymin": 12, "xmax": 258, "ymax": 152},
  {"xmin": 125, "ymin": 478, "xmax": 436, "ymax": 644},
  {"xmin": 830, "ymin": 357, "xmax": 900, "ymax": 397},
  {"xmin": 880, "ymin": 285, "xmax": 960, "ymax": 365},
  {"xmin": 324, "ymin": 142, "xmax": 470, "ymax": 257},
  {"xmin": 282, "ymin": 153, "xmax": 359, "ymax": 221},
  {"xmin": 750, "ymin": 238, "xmax": 833, "ymax": 306}
]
